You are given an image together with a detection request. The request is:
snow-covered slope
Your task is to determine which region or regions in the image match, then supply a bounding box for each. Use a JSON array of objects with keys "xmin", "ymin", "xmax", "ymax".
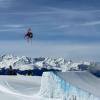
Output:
[
  {"xmin": 0, "ymin": 54, "xmax": 92, "ymax": 72},
  {"xmin": 39, "ymin": 72, "xmax": 100, "ymax": 100},
  {"xmin": 0, "ymin": 76, "xmax": 43, "ymax": 100}
]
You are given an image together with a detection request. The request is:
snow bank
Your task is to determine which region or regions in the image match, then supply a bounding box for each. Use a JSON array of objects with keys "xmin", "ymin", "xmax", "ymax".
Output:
[{"xmin": 39, "ymin": 72, "xmax": 100, "ymax": 100}]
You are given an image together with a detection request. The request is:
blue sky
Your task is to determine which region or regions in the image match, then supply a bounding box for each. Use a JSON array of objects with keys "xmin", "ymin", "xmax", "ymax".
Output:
[{"xmin": 0, "ymin": 0, "xmax": 100, "ymax": 61}]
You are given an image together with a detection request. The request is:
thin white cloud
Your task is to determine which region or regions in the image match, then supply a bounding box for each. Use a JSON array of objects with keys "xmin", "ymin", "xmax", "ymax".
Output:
[
  {"xmin": 53, "ymin": 21, "xmax": 100, "ymax": 30},
  {"xmin": 55, "ymin": 25, "xmax": 70, "ymax": 29},
  {"xmin": 0, "ymin": 28, "xmax": 25, "ymax": 32},
  {"xmin": 3, "ymin": 24, "xmax": 23, "ymax": 28},
  {"xmin": 81, "ymin": 21, "xmax": 100, "ymax": 26},
  {"xmin": 0, "ymin": 0, "xmax": 13, "ymax": 8},
  {"xmin": 0, "ymin": 6, "xmax": 87, "ymax": 15}
]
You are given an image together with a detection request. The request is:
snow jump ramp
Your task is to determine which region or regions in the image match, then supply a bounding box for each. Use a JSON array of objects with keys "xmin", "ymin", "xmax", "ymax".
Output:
[{"xmin": 40, "ymin": 71, "xmax": 100, "ymax": 100}]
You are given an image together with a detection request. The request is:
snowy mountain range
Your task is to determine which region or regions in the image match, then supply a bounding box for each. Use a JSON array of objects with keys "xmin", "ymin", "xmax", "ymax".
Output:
[
  {"xmin": 0, "ymin": 54, "xmax": 99, "ymax": 76},
  {"xmin": 0, "ymin": 54, "xmax": 89, "ymax": 70}
]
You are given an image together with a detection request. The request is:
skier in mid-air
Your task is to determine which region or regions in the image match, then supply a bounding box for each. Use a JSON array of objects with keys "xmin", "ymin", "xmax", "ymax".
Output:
[{"xmin": 24, "ymin": 28, "xmax": 33, "ymax": 43}]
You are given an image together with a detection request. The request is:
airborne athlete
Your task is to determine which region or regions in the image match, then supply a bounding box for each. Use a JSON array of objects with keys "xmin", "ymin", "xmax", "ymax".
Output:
[{"xmin": 24, "ymin": 28, "xmax": 33, "ymax": 43}]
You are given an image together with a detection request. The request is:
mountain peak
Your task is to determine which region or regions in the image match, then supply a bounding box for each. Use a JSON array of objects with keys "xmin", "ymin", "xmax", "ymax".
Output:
[{"xmin": 0, "ymin": 54, "xmax": 93, "ymax": 72}]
